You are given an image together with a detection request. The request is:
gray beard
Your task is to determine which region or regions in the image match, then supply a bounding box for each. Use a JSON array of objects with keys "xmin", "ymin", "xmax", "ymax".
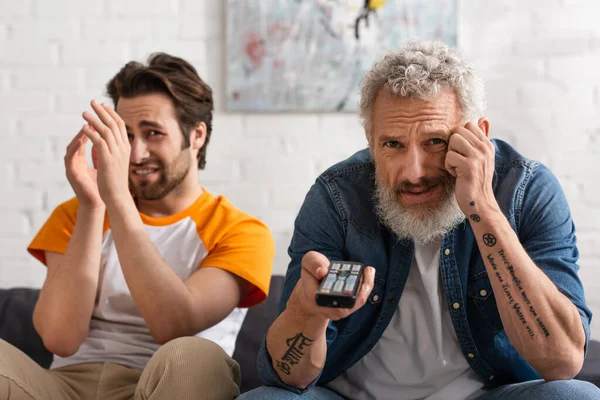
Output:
[{"xmin": 374, "ymin": 177, "xmax": 466, "ymax": 245}]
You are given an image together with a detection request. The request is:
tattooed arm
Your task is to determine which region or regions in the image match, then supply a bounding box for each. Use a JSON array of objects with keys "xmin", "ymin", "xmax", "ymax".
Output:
[
  {"xmin": 468, "ymin": 206, "xmax": 585, "ymax": 380},
  {"xmin": 446, "ymin": 121, "xmax": 585, "ymax": 381},
  {"xmin": 266, "ymin": 251, "xmax": 375, "ymax": 388}
]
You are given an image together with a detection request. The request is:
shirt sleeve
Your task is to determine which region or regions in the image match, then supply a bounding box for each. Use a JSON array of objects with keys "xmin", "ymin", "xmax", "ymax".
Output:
[
  {"xmin": 518, "ymin": 162, "xmax": 592, "ymax": 354},
  {"xmin": 200, "ymin": 216, "xmax": 275, "ymax": 308},
  {"xmin": 257, "ymin": 176, "xmax": 346, "ymax": 392},
  {"xmin": 27, "ymin": 197, "xmax": 79, "ymax": 266}
]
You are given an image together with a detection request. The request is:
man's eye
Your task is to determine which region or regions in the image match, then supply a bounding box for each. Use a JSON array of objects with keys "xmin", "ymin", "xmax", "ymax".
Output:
[
  {"xmin": 430, "ymin": 138, "xmax": 446, "ymax": 145},
  {"xmin": 127, "ymin": 133, "xmax": 133, "ymax": 141},
  {"xmin": 149, "ymin": 130, "xmax": 160, "ymax": 136},
  {"xmin": 384, "ymin": 141, "xmax": 400, "ymax": 148}
]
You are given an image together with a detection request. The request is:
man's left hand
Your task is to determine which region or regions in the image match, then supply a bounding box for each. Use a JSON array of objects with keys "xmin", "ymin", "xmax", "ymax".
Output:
[
  {"xmin": 444, "ymin": 121, "xmax": 497, "ymax": 213},
  {"xmin": 81, "ymin": 100, "xmax": 132, "ymax": 206}
]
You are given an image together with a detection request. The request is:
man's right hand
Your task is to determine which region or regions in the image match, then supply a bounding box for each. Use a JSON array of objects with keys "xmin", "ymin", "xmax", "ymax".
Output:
[
  {"xmin": 287, "ymin": 251, "xmax": 375, "ymax": 323},
  {"xmin": 64, "ymin": 127, "xmax": 104, "ymax": 209}
]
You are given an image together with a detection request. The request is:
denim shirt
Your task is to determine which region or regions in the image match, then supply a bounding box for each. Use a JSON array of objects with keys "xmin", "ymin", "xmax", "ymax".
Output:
[{"xmin": 257, "ymin": 139, "xmax": 592, "ymax": 394}]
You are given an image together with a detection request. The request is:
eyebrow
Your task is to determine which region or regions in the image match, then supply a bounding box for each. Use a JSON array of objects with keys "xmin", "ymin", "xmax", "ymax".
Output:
[
  {"xmin": 125, "ymin": 120, "xmax": 165, "ymax": 131},
  {"xmin": 378, "ymin": 130, "xmax": 451, "ymax": 143},
  {"xmin": 423, "ymin": 130, "xmax": 452, "ymax": 140}
]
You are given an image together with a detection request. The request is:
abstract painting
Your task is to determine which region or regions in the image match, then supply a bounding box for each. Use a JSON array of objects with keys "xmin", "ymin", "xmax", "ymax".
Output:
[{"xmin": 226, "ymin": 0, "xmax": 457, "ymax": 112}]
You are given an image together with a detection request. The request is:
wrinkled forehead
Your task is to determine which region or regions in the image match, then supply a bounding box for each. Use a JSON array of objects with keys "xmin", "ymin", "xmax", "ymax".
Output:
[
  {"xmin": 371, "ymin": 88, "xmax": 461, "ymax": 134},
  {"xmin": 116, "ymin": 93, "xmax": 177, "ymax": 129}
]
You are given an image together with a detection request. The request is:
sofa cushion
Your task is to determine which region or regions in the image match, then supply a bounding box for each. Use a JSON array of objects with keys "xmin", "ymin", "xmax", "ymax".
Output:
[
  {"xmin": 576, "ymin": 340, "xmax": 600, "ymax": 387},
  {"xmin": 233, "ymin": 275, "xmax": 284, "ymax": 393},
  {"xmin": 0, "ymin": 288, "xmax": 52, "ymax": 368}
]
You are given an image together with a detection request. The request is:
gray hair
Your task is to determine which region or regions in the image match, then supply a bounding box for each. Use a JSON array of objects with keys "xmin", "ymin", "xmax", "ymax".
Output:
[{"xmin": 359, "ymin": 40, "xmax": 486, "ymax": 137}]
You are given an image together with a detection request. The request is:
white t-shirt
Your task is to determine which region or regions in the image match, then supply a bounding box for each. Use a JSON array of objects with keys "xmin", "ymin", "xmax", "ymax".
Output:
[{"xmin": 327, "ymin": 240, "xmax": 484, "ymax": 400}]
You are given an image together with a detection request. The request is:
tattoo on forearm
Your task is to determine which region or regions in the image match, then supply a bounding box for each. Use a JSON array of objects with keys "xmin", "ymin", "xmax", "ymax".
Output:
[
  {"xmin": 470, "ymin": 214, "xmax": 481, "ymax": 223},
  {"xmin": 498, "ymin": 249, "xmax": 551, "ymax": 338},
  {"xmin": 499, "ymin": 249, "xmax": 523, "ymax": 291},
  {"xmin": 276, "ymin": 333, "xmax": 314, "ymax": 375},
  {"xmin": 482, "ymin": 233, "xmax": 497, "ymax": 247},
  {"xmin": 487, "ymin": 254, "xmax": 504, "ymax": 282},
  {"xmin": 487, "ymin": 253, "xmax": 535, "ymax": 339}
]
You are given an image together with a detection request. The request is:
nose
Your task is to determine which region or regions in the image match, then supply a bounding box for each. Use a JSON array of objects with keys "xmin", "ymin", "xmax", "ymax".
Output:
[
  {"xmin": 129, "ymin": 137, "xmax": 149, "ymax": 165},
  {"xmin": 402, "ymin": 144, "xmax": 426, "ymax": 184}
]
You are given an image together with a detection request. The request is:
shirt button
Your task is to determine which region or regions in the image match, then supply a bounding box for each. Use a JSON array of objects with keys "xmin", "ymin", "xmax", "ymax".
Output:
[
  {"xmin": 444, "ymin": 248, "xmax": 451, "ymax": 256},
  {"xmin": 373, "ymin": 295, "xmax": 379, "ymax": 301},
  {"xmin": 467, "ymin": 353, "xmax": 475, "ymax": 359},
  {"xmin": 452, "ymin": 302, "xmax": 460, "ymax": 310},
  {"xmin": 480, "ymin": 289, "xmax": 488, "ymax": 297}
]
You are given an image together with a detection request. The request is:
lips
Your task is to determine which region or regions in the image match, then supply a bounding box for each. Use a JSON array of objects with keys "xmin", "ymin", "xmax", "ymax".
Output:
[
  {"xmin": 399, "ymin": 184, "xmax": 440, "ymax": 204},
  {"xmin": 132, "ymin": 168, "xmax": 158, "ymax": 176},
  {"xmin": 402, "ymin": 186, "xmax": 434, "ymax": 195}
]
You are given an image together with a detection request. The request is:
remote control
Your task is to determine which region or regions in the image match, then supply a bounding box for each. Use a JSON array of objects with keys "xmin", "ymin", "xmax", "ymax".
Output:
[{"xmin": 315, "ymin": 261, "xmax": 365, "ymax": 308}]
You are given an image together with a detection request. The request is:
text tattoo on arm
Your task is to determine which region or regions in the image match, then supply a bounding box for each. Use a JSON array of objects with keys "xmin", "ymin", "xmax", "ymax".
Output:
[
  {"xmin": 488, "ymin": 253, "xmax": 535, "ymax": 339},
  {"xmin": 276, "ymin": 333, "xmax": 314, "ymax": 375}
]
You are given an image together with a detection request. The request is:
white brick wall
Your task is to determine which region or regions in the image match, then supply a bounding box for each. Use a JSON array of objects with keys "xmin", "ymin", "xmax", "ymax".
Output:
[{"xmin": 1, "ymin": 0, "xmax": 599, "ymax": 340}]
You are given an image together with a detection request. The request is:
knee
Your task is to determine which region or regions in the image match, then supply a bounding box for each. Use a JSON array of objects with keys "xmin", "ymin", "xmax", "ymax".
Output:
[
  {"xmin": 238, "ymin": 386, "xmax": 302, "ymax": 400},
  {"xmin": 545, "ymin": 379, "xmax": 600, "ymax": 399},
  {"xmin": 152, "ymin": 337, "xmax": 235, "ymax": 373}
]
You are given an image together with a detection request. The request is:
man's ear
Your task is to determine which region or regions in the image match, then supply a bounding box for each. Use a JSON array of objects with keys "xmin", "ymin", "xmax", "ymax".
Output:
[
  {"xmin": 190, "ymin": 122, "xmax": 207, "ymax": 152},
  {"xmin": 478, "ymin": 117, "xmax": 491, "ymax": 138}
]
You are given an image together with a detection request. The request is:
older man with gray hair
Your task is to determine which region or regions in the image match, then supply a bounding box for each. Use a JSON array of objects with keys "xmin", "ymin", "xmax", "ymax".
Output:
[{"xmin": 239, "ymin": 40, "xmax": 600, "ymax": 399}]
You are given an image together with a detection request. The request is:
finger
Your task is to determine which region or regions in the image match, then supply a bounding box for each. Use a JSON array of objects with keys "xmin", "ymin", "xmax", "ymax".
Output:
[
  {"xmin": 451, "ymin": 126, "xmax": 481, "ymax": 149},
  {"xmin": 301, "ymin": 251, "xmax": 331, "ymax": 281},
  {"xmin": 350, "ymin": 266, "xmax": 375, "ymax": 312},
  {"xmin": 65, "ymin": 129, "xmax": 87, "ymax": 159},
  {"xmin": 91, "ymin": 145, "xmax": 99, "ymax": 169},
  {"xmin": 464, "ymin": 121, "xmax": 488, "ymax": 142},
  {"xmin": 444, "ymin": 150, "xmax": 467, "ymax": 177},
  {"xmin": 83, "ymin": 111, "xmax": 117, "ymax": 152},
  {"xmin": 448, "ymin": 132, "xmax": 476, "ymax": 158},
  {"xmin": 101, "ymin": 103, "xmax": 128, "ymax": 144},
  {"xmin": 82, "ymin": 123, "xmax": 107, "ymax": 154},
  {"xmin": 90, "ymin": 100, "xmax": 122, "ymax": 145}
]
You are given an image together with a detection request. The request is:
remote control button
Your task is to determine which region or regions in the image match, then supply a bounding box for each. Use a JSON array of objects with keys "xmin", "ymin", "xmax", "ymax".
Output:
[
  {"xmin": 342, "ymin": 263, "xmax": 352, "ymax": 271},
  {"xmin": 351, "ymin": 265, "xmax": 362, "ymax": 273},
  {"xmin": 330, "ymin": 263, "xmax": 341, "ymax": 271},
  {"xmin": 333, "ymin": 280, "xmax": 345, "ymax": 293},
  {"xmin": 344, "ymin": 276, "xmax": 357, "ymax": 294}
]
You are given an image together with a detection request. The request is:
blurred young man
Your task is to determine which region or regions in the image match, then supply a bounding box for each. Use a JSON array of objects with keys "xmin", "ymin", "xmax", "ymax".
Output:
[
  {"xmin": 0, "ymin": 53, "xmax": 274, "ymax": 400},
  {"xmin": 240, "ymin": 40, "xmax": 599, "ymax": 400}
]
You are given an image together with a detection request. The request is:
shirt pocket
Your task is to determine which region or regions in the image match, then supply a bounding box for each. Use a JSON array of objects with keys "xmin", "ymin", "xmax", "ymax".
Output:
[{"xmin": 467, "ymin": 272, "xmax": 504, "ymax": 333}]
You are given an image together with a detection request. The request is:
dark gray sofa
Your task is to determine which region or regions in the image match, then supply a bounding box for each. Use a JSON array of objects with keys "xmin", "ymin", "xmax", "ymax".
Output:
[{"xmin": 0, "ymin": 276, "xmax": 598, "ymax": 393}]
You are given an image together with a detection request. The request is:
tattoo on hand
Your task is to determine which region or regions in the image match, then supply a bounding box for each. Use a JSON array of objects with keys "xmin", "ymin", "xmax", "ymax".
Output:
[
  {"xmin": 276, "ymin": 333, "xmax": 314, "ymax": 375},
  {"xmin": 482, "ymin": 233, "xmax": 497, "ymax": 247},
  {"xmin": 470, "ymin": 214, "xmax": 481, "ymax": 223}
]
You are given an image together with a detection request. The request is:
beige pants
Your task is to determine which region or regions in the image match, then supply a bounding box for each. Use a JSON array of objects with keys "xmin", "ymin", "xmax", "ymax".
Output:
[{"xmin": 0, "ymin": 337, "xmax": 240, "ymax": 400}]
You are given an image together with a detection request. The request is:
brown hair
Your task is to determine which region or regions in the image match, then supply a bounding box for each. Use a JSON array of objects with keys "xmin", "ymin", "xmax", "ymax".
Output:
[{"xmin": 106, "ymin": 53, "xmax": 214, "ymax": 169}]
